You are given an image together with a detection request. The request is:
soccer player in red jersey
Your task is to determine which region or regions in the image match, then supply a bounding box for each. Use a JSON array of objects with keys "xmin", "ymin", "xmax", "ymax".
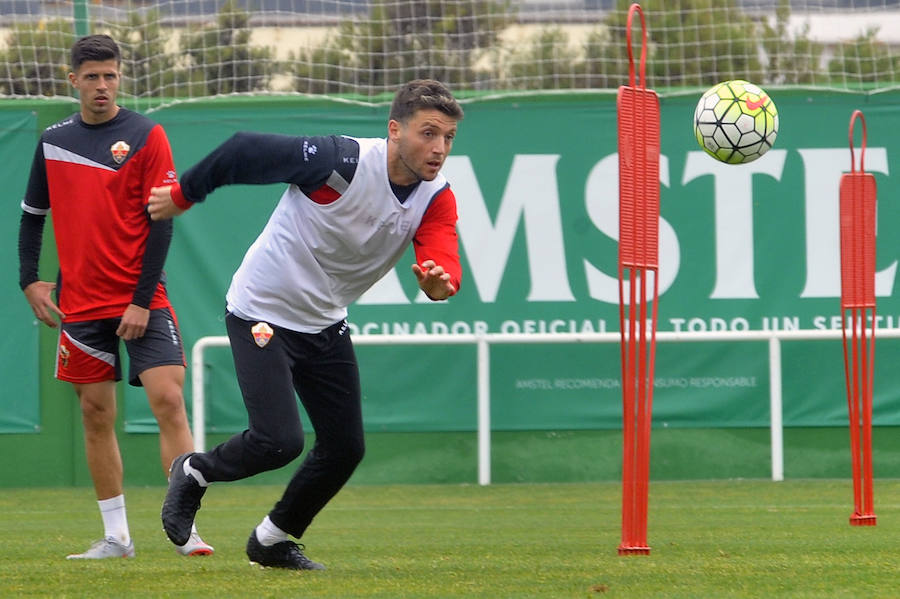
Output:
[{"xmin": 17, "ymin": 35, "xmax": 212, "ymax": 559}]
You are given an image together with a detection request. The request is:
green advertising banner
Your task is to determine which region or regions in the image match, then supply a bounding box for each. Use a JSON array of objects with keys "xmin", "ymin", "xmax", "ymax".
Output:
[
  {"xmin": 87, "ymin": 92, "xmax": 898, "ymax": 434},
  {"xmin": 1, "ymin": 110, "xmax": 41, "ymax": 433}
]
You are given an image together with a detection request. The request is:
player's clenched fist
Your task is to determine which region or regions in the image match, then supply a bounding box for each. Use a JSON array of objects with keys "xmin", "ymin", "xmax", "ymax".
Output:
[{"xmin": 147, "ymin": 185, "xmax": 185, "ymax": 220}]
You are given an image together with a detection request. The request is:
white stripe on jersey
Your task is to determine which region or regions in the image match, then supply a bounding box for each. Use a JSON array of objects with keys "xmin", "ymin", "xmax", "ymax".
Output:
[{"xmin": 43, "ymin": 142, "xmax": 116, "ymax": 172}]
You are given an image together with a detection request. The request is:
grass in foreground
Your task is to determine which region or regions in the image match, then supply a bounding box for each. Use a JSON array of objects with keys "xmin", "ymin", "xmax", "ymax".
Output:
[{"xmin": 0, "ymin": 480, "xmax": 897, "ymax": 598}]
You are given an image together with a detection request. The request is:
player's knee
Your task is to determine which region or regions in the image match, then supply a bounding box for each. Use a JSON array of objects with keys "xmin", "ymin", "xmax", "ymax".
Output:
[
  {"xmin": 79, "ymin": 400, "xmax": 116, "ymax": 432},
  {"xmin": 327, "ymin": 435, "xmax": 365, "ymax": 474},
  {"xmin": 255, "ymin": 429, "xmax": 305, "ymax": 469},
  {"xmin": 274, "ymin": 434, "xmax": 305, "ymax": 466},
  {"xmin": 75, "ymin": 388, "xmax": 116, "ymax": 431},
  {"xmin": 149, "ymin": 387, "xmax": 188, "ymax": 426},
  {"xmin": 345, "ymin": 436, "xmax": 365, "ymax": 468}
]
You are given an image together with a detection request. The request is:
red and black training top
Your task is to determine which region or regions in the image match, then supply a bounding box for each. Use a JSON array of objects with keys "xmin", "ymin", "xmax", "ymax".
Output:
[{"xmin": 19, "ymin": 108, "xmax": 178, "ymax": 322}]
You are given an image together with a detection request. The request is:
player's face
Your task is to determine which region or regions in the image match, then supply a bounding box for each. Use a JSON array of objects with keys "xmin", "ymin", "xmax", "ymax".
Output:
[
  {"xmin": 69, "ymin": 59, "xmax": 121, "ymax": 125},
  {"xmin": 388, "ymin": 109, "xmax": 458, "ymax": 185}
]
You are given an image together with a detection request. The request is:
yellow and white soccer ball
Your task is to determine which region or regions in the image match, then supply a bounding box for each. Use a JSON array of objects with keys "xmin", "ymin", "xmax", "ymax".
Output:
[{"xmin": 693, "ymin": 80, "xmax": 778, "ymax": 164}]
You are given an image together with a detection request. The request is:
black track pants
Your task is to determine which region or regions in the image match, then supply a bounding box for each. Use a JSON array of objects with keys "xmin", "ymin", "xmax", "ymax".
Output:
[{"xmin": 191, "ymin": 312, "xmax": 365, "ymax": 538}]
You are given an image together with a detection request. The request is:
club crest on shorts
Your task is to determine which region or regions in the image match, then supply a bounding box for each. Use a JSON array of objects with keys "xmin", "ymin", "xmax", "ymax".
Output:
[
  {"xmin": 58, "ymin": 343, "xmax": 70, "ymax": 368},
  {"xmin": 110, "ymin": 140, "xmax": 130, "ymax": 164},
  {"xmin": 251, "ymin": 322, "xmax": 274, "ymax": 347}
]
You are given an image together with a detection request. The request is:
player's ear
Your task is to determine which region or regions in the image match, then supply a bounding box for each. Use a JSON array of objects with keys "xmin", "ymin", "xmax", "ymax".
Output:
[{"xmin": 387, "ymin": 119, "xmax": 401, "ymax": 142}]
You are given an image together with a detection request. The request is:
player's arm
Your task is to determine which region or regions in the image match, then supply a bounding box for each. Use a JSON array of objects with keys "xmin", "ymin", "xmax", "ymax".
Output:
[
  {"xmin": 19, "ymin": 140, "xmax": 65, "ymax": 328},
  {"xmin": 148, "ymin": 133, "xmax": 347, "ymax": 220},
  {"xmin": 411, "ymin": 185, "xmax": 462, "ymax": 301},
  {"xmin": 118, "ymin": 125, "xmax": 177, "ymax": 340},
  {"xmin": 117, "ymin": 218, "xmax": 173, "ymax": 340},
  {"xmin": 19, "ymin": 212, "xmax": 65, "ymax": 328}
]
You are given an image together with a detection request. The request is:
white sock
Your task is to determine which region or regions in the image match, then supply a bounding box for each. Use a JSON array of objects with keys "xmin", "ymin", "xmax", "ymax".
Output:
[
  {"xmin": 98, "ymin": 495, "xmax": 130, "ymax": 546},
  {"xmin": 183, "ymin": 456, "xmax": 209, "ymax": 487},
  {"xmin": 255, "ymin": 516, "xmax": 288, "ymax": 546}
]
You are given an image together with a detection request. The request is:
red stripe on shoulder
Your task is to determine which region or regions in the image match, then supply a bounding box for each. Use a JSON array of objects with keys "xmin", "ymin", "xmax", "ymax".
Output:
[{"xmin": 308, "ymin": 184, "xmax": 341, "ymax": 205}]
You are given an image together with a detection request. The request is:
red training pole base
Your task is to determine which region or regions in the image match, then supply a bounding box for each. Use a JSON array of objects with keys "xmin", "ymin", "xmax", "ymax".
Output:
[
  {"xmin": 617, "ymin": 545, "xmax": 651, "ymax": 556},
  {"xmin": 849, "ymin": 514, "xmax": 877, "ymax": 526}
]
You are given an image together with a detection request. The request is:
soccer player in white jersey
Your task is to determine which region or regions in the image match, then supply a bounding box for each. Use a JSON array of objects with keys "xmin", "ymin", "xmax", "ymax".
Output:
[{"xmin": 149, "ymin": 80, "xmax": 464, "ymax": 570}]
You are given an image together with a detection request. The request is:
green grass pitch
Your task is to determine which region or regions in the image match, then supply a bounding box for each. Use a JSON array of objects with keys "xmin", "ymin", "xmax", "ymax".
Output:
[{"xmin": 1, "ymin": 480, "xmax": 897, "ymax": 598}]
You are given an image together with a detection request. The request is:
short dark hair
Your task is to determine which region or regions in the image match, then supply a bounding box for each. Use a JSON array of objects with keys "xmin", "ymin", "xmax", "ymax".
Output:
[
  {"xmin": 71, "ymin": 34, "xmax": 121, "ymax": 71},
  {"xmin": 389, "ymin": 79, "xmax": 464, "ymax": 123}
]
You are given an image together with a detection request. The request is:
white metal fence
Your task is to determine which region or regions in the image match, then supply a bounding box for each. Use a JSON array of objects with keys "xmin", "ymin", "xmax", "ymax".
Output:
[{"xmin": 190, "ymin": 328, "xmax": 900, "ymax": 485}]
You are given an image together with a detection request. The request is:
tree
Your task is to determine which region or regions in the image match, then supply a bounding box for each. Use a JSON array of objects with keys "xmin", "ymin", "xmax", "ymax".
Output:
[
  {"xmin": 828, "ymin": 27, "xmax": 900, "ymax": 88},
  {"xmin": 181, "ymin": 0, "xmax": 277, "ymax": 96},
  {"xmin": 760, "ymin": 0, "xmax": 824, "ymax": 86},
  {"xmin": 0, "ymin": 20, "xmax": 74, "ymax": 97},
  {"xmin": 597, "ymin": 0, "xmax": 765, "ymax": 89},
  {"xmin": 109, "ymin": 9, "xmax": 184, "ymax": 98},
  {"xmin": 578, "ymin": 25, "xmax": 628, "ymax": 90},
  {"xmin": 506, "ymin": 27, "xmax": 580, "ymax": 90},
  {"xmin": 292, "ymin": 0, "xmax": 514, "ymax": 97}
]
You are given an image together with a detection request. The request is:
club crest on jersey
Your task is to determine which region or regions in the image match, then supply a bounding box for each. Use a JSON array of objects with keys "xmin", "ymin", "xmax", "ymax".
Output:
[
  {"xmin": 251, "ymin": 322, "xmax": 274, "ymax": 348},
  {"xmin": 110, "ymin": 140, "xmax": 130, "ymax": 164}
]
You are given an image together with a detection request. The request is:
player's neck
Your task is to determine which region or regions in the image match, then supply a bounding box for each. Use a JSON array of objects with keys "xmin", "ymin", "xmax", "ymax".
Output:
[{"xmin": 81, "ymin": 104, "xmax": 120, "ymax": 126}]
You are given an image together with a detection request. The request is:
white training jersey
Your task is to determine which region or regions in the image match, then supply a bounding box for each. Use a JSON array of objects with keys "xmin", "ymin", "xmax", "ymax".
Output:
[{"xmin": 225, "ymin": 137, "xmax": 449, "ymax": 333}]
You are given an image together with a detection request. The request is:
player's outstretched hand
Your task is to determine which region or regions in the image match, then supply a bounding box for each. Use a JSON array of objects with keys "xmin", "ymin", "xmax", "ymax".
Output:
[
  {"xmin": 412, "ymin": 260, "xmax": 456, "ymax": 301},
  {"xmin": 23, "ymin": 281, "xmax": 65, "ymax": 328},
  {"xmin": 148, "ymin": 185, "xmax": 185, "ymax": 221}
]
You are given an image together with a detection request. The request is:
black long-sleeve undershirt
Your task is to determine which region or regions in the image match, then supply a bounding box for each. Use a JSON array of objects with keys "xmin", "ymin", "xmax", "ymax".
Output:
[
  {"xmin": 132, "ymin": 216, "xmax": 173, "ymax": 308},
  {"xmin": 18, "ymin": 211, "xmax": 44, "ymax": 291}
]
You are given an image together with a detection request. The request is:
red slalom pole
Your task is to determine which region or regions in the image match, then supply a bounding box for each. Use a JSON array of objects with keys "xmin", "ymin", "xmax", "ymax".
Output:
[
  {"xmin": 616, "ymin": 2, "xmax": 660, "ymax": 555},
  {"xmin": 839, "ymin": 110, "xmax": 877, "ymax": 526}
]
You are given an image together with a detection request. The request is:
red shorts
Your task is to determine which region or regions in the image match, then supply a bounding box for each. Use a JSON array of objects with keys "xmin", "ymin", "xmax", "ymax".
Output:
[{"xmin": 56, "ymin": 307, "xmax": 186, "ymax": 386}]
